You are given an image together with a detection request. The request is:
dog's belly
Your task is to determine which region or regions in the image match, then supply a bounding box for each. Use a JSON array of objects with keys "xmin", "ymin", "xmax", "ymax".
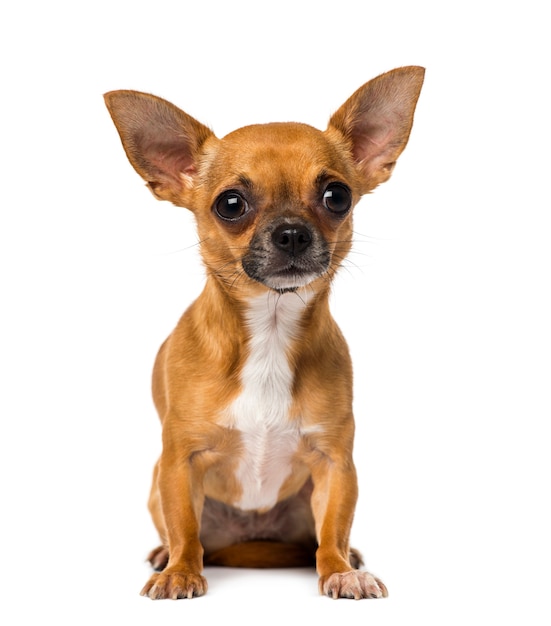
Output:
[{"xmin": 200, "ymin": 479, "xmax": 315, "ymax": 553}]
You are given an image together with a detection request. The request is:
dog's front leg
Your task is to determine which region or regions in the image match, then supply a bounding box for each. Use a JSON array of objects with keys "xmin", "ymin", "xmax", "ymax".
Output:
[
  {"xmin": 311, "ymin": 458, "xmax": 387, "ymax": 599},
  {"xmin": 140, "ymin": 444, "xmax": 207, "ymax": 600}
]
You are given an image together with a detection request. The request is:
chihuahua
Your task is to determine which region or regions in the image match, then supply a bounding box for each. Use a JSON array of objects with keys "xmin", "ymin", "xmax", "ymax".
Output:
[{"xmin": 104, "ymin": 66, "xmax": 424, "ymax": 600}]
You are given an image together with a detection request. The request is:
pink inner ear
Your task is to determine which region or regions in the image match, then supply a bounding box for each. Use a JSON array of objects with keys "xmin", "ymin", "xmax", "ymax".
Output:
[
  {"xmin": 352, "ymin": 125, "xmax": 394, "ymax": 164},
  {"xmin": 145, "ymin": 140, "xmax": 196, "ymax": 183},
  {"xmin": 131, "ymin": 125, "xmax": 198, "ymax": 187}
]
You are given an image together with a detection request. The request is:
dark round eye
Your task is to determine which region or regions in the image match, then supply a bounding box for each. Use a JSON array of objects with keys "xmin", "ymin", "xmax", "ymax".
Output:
[
  {"xmin": 322, "ymin": 183, "xmax": 352, "ymax": 215},
  {"xmin": 214, "ymin": 191, "xmax": 249, "ymax": 221}
]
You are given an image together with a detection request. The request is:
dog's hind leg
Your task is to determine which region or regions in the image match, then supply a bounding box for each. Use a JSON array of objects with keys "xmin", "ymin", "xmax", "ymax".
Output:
[{"xmin": 146, "ymin": 545, "xmax": 169, "ymax": 571}]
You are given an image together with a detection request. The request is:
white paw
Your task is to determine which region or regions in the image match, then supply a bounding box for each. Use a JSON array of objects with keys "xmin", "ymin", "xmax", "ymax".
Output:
[{"xmin": 321, "ymin": 570, "xmax": 388, "ymax": 600}]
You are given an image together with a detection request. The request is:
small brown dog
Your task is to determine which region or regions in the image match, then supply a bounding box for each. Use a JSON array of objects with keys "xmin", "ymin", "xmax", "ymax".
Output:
[{"xmin": 104, "ymin": 66, "xmax": 424, "ymax": 600}]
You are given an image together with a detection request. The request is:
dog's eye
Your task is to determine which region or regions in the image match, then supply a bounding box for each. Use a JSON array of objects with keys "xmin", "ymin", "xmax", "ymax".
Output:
[
  {"xmin": 215, "ymin": 192, "xmax": 249, "ymax": 221},
  {"xmin": 323, "ymin": 183, "xmax": 352, "ymax": 215}
]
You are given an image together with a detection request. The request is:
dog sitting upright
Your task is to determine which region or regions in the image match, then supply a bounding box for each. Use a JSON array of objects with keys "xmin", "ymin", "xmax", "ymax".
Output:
[{"xmin": 104, "ymin": 66, "xmax": 424, "ymax": 600}]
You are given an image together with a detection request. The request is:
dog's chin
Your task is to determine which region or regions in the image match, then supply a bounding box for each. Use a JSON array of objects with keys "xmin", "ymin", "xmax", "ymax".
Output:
[{"xmin": 247, "ymin": 269, "xmax": 322, "ymax": 294}]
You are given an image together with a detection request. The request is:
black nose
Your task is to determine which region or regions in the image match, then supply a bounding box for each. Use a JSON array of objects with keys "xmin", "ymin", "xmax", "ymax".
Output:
[{"xmin": 272, "ymin": 224, "xmax": 312, "ymax": 255}]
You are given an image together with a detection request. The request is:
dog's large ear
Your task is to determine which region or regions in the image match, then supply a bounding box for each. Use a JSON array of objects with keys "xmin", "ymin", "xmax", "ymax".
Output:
[
  {"xmin": 327, "ymin": 66, "xmax": 424, "ymax": 193},
  {"xmin": 104, "ymin": 90, "xmax": 215, "ymax": 204}
]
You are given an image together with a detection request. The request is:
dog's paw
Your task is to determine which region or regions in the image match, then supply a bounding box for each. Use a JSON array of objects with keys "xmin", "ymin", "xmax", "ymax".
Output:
[
  {"xmin": 320, "ymin": 570, "xmax": 388, "ymax": 600},
  {"xmin": 140, "ymin": 570, "xmax": 208, "ymax": 599},
  {"xmin": 349, "ymin": 547, "xmax": 364, "ymax": 569},
  {"xmin": 146, "ymin": 545, "xmax": 169, "ymax": 571}
]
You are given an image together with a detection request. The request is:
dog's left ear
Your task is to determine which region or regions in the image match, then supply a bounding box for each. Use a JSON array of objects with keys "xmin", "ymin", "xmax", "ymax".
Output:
[{"xmin": 327, "ymin": 66, "xmax": 424, "ymax": 193}]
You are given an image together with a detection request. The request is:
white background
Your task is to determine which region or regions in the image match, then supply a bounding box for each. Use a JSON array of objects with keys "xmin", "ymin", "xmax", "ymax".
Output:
[{"xmin": 1, "ymin": 1, "xmax": 550, "ymax": 624}]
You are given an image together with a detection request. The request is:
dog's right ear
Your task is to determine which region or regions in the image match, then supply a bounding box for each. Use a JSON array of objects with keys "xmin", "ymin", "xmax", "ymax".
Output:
[{"xmin": 104, "ymin": 90, "xmax": 215, "ymax": 205}]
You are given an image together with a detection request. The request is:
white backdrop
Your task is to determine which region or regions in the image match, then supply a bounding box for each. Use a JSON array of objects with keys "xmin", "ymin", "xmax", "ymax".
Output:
[{"xmin": 1, "ymin": 1, "xmax": 549, "ymax": 624}]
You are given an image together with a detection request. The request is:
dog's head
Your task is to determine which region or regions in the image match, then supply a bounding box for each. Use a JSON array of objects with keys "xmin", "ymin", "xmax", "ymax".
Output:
[{"xmin": 105, "ymin": 67, "xmax": 424, "ymax": 297}]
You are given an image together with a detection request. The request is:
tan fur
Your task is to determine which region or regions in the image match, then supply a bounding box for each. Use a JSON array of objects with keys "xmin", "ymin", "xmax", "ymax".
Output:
[{"xmin": 104, "ymin": 66, "xmax": 424, "ymax": 600}]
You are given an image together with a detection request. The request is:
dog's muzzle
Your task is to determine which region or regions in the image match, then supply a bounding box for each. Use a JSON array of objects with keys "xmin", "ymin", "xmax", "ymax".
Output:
[{"xmin": 242, "ymin": 220, "xmax": 330, "ymax": 292}]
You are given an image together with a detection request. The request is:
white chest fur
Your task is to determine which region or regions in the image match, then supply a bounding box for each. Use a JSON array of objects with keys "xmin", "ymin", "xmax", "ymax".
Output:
[{"xmin": 224, "ymin": 292, "xmax": 309, "ymax": 511}]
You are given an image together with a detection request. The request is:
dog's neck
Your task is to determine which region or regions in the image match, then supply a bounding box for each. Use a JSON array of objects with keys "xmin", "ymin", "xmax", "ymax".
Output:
[
  {"xmin": 217, "ymin": 287, "xmax": 315, "ymax": 431},
  {"xmin": 240, "ymin": 290, "xmax": 313, "ymax": 408}
]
